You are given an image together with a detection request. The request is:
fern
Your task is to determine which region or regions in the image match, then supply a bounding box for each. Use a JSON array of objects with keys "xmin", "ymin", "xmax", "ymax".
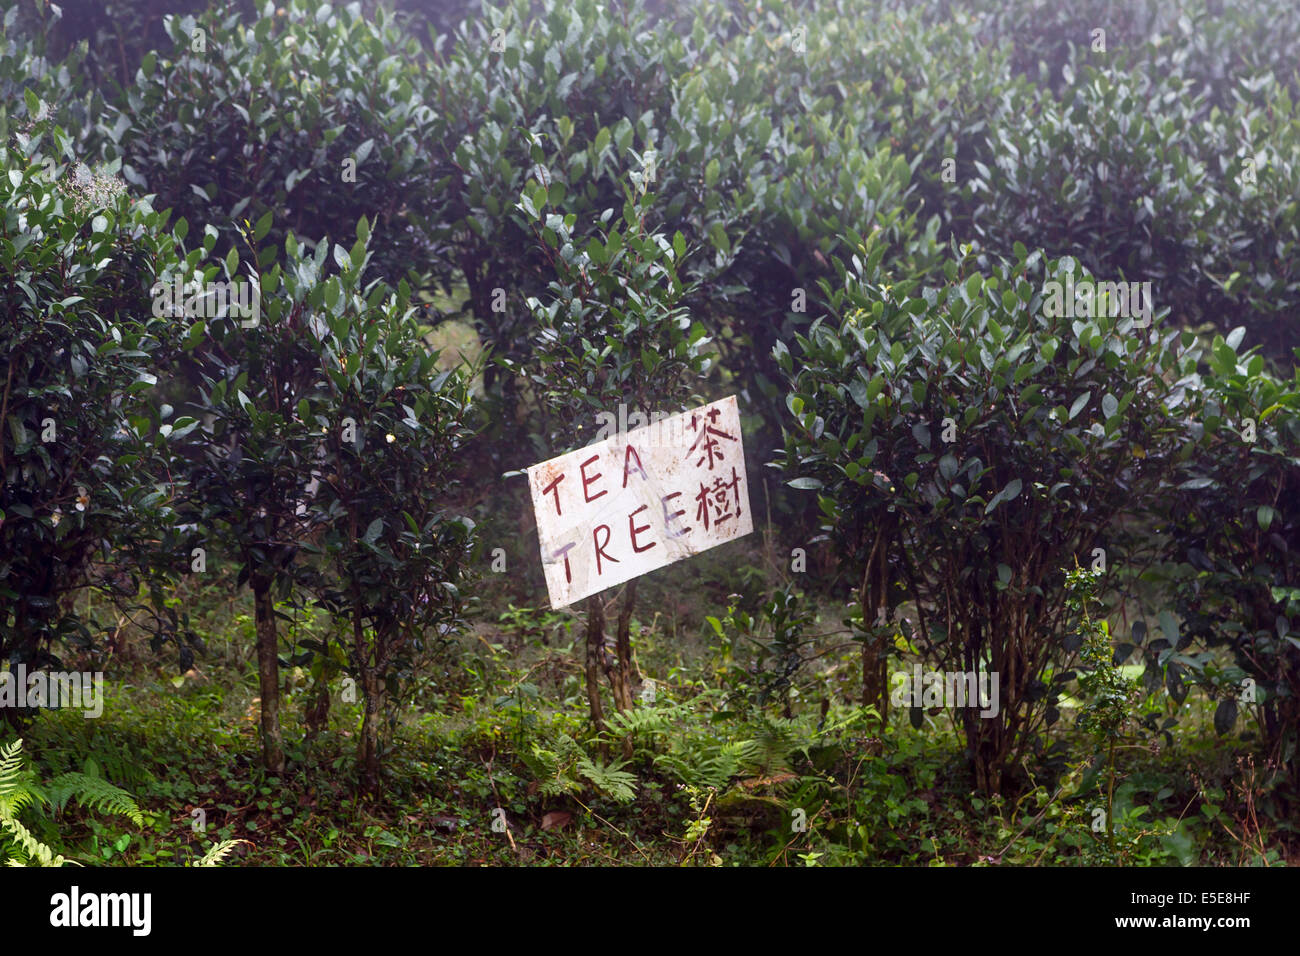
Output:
[
  {"xmin": 522, "ymin": 743, "xmax": 581, "ymax": 798},
  {"xmin": 0, "ymin": 738, "xmax": 45, "ymax": 815},
  {"xmin": 27, "ymin": 708, "xmax": 155, "ymax": 790},
  {"xmin": 47, "ymin": 772, "xmax": 143, "ymax": 827},
  {"xmin": 0, "ymin": 738, "xmax": 141, "ymax": 865},
  {"xmin": 657, "ymin": 736, "xmax": 762, "ymax": 790},
  {"xmin": 576, "ymin": 755, "xmax": 638, "ymax": 804},
  {"xmin": 601, "ymin": 702, "xmax": 684, "ymax": 742},
  {"xmin": 2, "ymin": 813, "xmax": 68, "ymax": 867},
  {"xmin": 520, "ymin": 733, "xmax": 588, "ymax": 797},
  {"xmin": 521, "ymin": 743, "xmax": 561, "ymax": 781},
  {"xmin": 1, "ymin": 739, "xmax": 63, "ymax": 866},
  {"xmin": 748, "ymin": 717, "xmax": 800, "ymax": 776},
  {"xmin": 194, "ymin": 839, "xmax": 251, "ymax": 867}
]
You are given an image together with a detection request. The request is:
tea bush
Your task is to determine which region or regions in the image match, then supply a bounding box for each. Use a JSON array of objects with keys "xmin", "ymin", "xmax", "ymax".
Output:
[
  {"xmin": 778, "ymin": 247, "xmax": 1208, "ymax": 792},
  {"xmin": 96, "ymin": 2, "xmax": 440, "ymax": 283},
  {"xmin": 0, "ymin": 115, "xmax": 183, "ymax": 691}
]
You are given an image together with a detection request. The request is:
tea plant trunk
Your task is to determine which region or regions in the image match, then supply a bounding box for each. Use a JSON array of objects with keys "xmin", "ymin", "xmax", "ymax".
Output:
[
  {"xmin": 614, "ymin": 580, "xmax": 639, "ymax": 757},
  {"xmin": 359, "ymin": 665, "xmax": 382, "ymax": 795},
  {"xmin": 860, "ymin": 530, "xmax": 891, "ymax": 721},
  {"xmin": 253, "ymin": 581, "xmax": 285, "ymax": 773},
  {"xmin": 614, "ymin": 579, "xmax": 639, "ymax": 712},
  {"xmin": 304, "ymin": 665, "xmax": 331, "ymax": 742},
  {"xmin": 585, "ymin": 595, "xmax": 606, "ymax": 734}
]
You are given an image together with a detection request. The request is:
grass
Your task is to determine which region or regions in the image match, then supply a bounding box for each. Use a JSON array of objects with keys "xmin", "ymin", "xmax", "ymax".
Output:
[{"xmin": 2, "ymin": 537, "xmax": 1292, "ymax": 867}]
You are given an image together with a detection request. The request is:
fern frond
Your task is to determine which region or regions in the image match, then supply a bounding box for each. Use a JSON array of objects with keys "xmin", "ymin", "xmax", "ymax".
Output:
[
  {"xmin": 0, "ymin": 781, "xmax": 44, "ymax": 818},
  {"xmin": 732, "ymin": 738, "xmax": 764, "ymax": 772},
  {"xmin": 524, "ymin": 740, "xmax": 583, "ymax": 798},
  {"xmin": 602, "ymin": 706, "xmax": 673, "ymax": 740},
  {"xmin": 29, "ymin": 712, "xmax": 155, "ymax": 789},
  {"xmin": 0, "ymin": 739, "xmax": 49, "ymax": 825},
  {"xmin": 657, "ymin": 737, "xmax": 756, "ymax": 790},
  {"xmin": 749, "ymin": 717, "xmax": 800, "ymax": 774},
  {"xmin": 47, "ymin": 772, "xmax": 144, "ymax": 827},
  {"xmin": 0, "ymin": 739, "xmax": 23, "ymax": 790},
  {"xmin": 1, "ymin": 813, "xmax": 66, "ymax": 866},
  {"xmin": 694, "ymin": 747, "xmax": 743, "ymax": 789},
  {"xmin": 576, "ymin": 755, "xmax": 637, "ymax": 803},
  {"xmin": 522, "ymin": 745, "xmax": 561, "ymax": 781},
  {"xmin": 539, "ymin": 776, "xmax": 581, "ymax": 798},
  {"xmin": 194, "ymin": 839, "xmax": 251, "ymax": 867}
]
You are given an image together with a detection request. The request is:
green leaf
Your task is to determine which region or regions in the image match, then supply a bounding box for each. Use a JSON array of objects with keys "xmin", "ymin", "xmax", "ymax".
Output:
[
  {"xmin": 1159, "ymin": 611, "xmax": 1180, "ymax": 645},
  {"xmin": 984, "ymin": 477, "xmax": 1023, "ymax": 514},
  {"xmin": 362, "ymin": 518, "xmax": 384, "ymax": 544},
  {"xmin": 1213, "ymin": 698, "xmax": 1238, "ymax": 736},
  {"xmin": 709, "ymin": 222, "xmax": 730, "ymax": 255},
  {"xmin": 847, "ymin": 379, "xmax": 868, "ymax": 408},
  {"xmin": 253, "ymin": 210, "xmax": 273, "ymax": 242},
  {"xmin": 1068, "ymin": 392, "xmax": 1090, "ymax": 421}
]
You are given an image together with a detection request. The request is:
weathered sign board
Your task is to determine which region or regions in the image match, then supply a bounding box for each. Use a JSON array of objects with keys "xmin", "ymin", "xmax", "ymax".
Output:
[{"xmin": 526, "ymin": 396, "xmax": 753, "ymax": 609}]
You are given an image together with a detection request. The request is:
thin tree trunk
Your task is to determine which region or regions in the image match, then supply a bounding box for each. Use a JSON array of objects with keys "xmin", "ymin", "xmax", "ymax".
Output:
[
  {"xmin": 860, "ymin": 532, "xmax": 890, "ymax": 721},
  {"xmin": 614, "ymin": 579, "xmax": 638, "ymax": 711},
  {"xmin": 253, "ymin": 581, "xmax": 285, "ymax": 773},
  {"xmin": 304, "ymin": 662, "xmax": 331, "ymax": 743},
  {"xmin": 585, "ymin": 595, "xmax": 606, "ymax": 736},
  {"xmin": 348, "ymin": 597, "xmax": 383, "ymax": 795},
  {"xmin": 613, "ymin": 580, "xmax": 639, "ymax": 758},
  {"xmin": 359, "ymin": 664, "xmax": 382, "ymax": 795}
]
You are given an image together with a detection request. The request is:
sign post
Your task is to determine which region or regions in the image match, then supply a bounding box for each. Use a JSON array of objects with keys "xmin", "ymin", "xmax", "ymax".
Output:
[{"xmin": 526, "ymin": 396, "xmax": 754, "ymax": 608}]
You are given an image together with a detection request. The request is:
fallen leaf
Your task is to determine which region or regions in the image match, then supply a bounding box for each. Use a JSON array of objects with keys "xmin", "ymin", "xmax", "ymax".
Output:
[
  {"xmin": 541, "ymin": 810, "xmax": 572, "ymax": 830},
  {"xmin": 737, "ymin": 773, "xmax": 798, "ymax": 791}
]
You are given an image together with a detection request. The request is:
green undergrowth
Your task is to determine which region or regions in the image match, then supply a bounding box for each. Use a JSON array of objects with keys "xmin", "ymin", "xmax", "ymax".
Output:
[{"xmin": 3, "ymin": 586, "xmax": 1286, "ymax": 867}]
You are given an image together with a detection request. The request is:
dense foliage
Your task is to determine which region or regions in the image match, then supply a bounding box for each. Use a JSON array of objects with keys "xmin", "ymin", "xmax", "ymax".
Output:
[{"xmin": 1, "ymin": 0, "xmax": 1296, "ymax": 866}]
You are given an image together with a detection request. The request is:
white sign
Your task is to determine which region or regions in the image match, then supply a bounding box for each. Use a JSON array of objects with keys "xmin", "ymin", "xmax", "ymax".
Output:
[{"xmin": 526, "ymin": 396, "xmax": 753, "ymax": 608}]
